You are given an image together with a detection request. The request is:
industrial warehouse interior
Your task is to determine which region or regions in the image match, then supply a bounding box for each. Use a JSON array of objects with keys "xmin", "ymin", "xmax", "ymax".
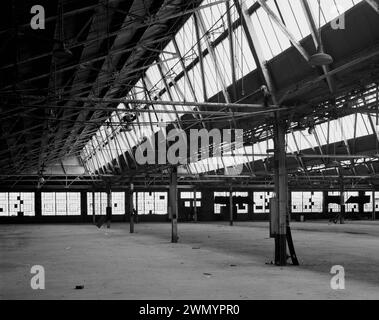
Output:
[{"xmin": 1, "ymin": 0, "xmax": 379, "ymax": 303}]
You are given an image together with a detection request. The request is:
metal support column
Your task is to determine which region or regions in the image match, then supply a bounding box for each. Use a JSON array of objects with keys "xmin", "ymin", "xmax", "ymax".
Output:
[
  {"xmin": 35, "ymin": 190, "xmax": 42, "ymax": 218},
  {"xmin": 229, "ymin": 187, "xmax": 234, "ymax": 226},
  {"xmin": 274, "ymin": 120, "xmax": 288, "ymax": 266},
  {"xmin": 340, "ymin": 179, "xmax": 345, "ymax": 224},
  {"xmin": 194, "ymin": 189, "xmax": 198, "ymax": 222},
  {"xmin": 235, "ymin": 0, "xmax": 296, "ymax": 265},
  {"xmin": 92, "ymin": 190, "xmax": 96, "ymax": 224},
  {"xmin": 373, "ymin": 190, "xmax": 376, "ymax": 221},
  {"xmin": 106, "ymin": 185, "xmax": 112, "ymax": 229},
  {"xmin": 135, "ymin": 192, "xmax": 139, "ymax": 224},
  {"xmin": 130, "ymin": 183, "xmax": 134, "ymax": 234},
  {"xmin": 358, "ymin": 191, "xmax": 365, "ymax": 216},
  {"xmin": 323, "ymin": 191, "xmax": 328, "ymax": 215},
  {"xmin": 80, "ymin": 191, "xmax": 87, "ymax": 221},
  {"xmin": 170, "ymin": 167, "xmax": 178, "ymax": 243}
]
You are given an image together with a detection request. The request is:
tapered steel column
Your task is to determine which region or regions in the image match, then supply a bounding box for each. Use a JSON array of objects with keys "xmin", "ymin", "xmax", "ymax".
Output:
[
  {"xmin": 170, "ymin": 167, "xmax": 178, "ymax": 243},
  {"xmin": 274, "ymin": 120, "xmax": 288, "ymax": 266},
  {"xmin": 106, "ymin": 185, "xmax": 112, "ymax": 229},
  {"xmin": 234, "ymin": 0, "xmax": 291, "ymax": 265},
  {"xmin": 92, "ymin": 190, "xmax": 96, "ymax": 224},
  {"xmin": 35, "ymin": 190, "xmax": 42, "ymax": 218},
  {"xmin": 194, "ymin": 189, "xmax": 198, "ymax": 222},
  {"xmin": 340, "ymin": 179, "xmax": 345, "ymax": 224},
  {"xmin": 229, "ymin": 187, "xmax": 234, "ymax": 226},
  {"xmin": 130, "ymin": 183, "xmax": 134, "ymax": 234},
  {"xmin": 373, "ymin": 191, "xmax": 376, "ymax": 221}
]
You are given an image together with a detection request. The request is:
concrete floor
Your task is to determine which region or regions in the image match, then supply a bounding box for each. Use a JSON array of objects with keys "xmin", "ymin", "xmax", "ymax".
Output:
[{"xmin": 1, "ymin": 221, "xmax": 379, "ymax": 300}]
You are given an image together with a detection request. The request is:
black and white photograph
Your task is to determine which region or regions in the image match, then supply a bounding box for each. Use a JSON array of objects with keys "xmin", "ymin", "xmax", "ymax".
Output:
[{"xmin": 0, "ymin": 0, "xmax": 379, "ymax": 305}]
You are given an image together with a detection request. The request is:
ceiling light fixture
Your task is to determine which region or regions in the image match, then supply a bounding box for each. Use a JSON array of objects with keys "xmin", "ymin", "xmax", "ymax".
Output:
[
  {"xmin": 53, "ymin": 1, "xmax": 72, "ymax": 60},
  {"xmin": 309, "ymin": 0, "xmax": 334, "ymax": 67}
]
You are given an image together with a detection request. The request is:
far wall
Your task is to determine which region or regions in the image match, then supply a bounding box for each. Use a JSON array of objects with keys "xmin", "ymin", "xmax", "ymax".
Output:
[{"xmin": 0, "ymin": 190, "xmax": 378, "ymax": 223}]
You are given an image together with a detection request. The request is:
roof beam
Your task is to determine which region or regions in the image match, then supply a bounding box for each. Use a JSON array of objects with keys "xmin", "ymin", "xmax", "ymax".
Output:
[{"xmin": 365, "ymin": 0, "xmax": 379, "ymax": 14}]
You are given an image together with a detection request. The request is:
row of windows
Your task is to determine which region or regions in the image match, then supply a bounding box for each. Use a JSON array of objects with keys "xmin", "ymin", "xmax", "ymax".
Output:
[
  {"xmin": 326, "ymin": 192, "xmax": 379, "ymax": 213},
  {"xmin": 0, "ymin": 190, "xmax": 378, "ymax": 216},
  {"xmin": 181, "ymin": 192, "xmax": 202, "ymax": 208},
  {"xmin": 87, "ymin": 192, "xmax": 170, "ymax": 216},
  {"xmin": 215, "ymin": 191, "xmax": 379, "ymax": 215},
  {"xmin": 214, "ymin": 192, "xmax": 249, "ymax": 214},
  {"xmin": 134, "ymin": 192, "xmax": 168, "ymax": 215},
  {"xmin": 0, "ymin": 192, "xmax": 35, "ymax": 216},
  {"xmin": 42, "ymin": 192, "xmax": 81, "ymax": 216},
  {"xmin": 87, "ymin": 192, "xmax": 125, "ymax": 216}
]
